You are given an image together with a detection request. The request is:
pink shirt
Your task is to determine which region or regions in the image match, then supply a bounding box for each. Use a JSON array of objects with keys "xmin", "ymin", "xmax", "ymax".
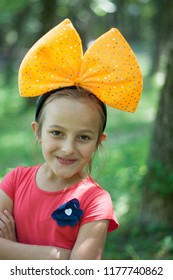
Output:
[{"xmin": 0, "ymin": 165, "xmax": 118, "ymax": 249}]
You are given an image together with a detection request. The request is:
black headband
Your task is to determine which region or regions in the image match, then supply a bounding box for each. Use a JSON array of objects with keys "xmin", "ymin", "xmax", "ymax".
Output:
[{"xmin": 35, "ymin": 87, "xmax": 107, "ymax": 132}]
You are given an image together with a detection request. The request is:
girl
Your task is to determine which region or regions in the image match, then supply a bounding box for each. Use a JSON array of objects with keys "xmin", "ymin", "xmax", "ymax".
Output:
[{"xmin": 0, "ymin": 19, "xmax": 142, "ymax": 259}]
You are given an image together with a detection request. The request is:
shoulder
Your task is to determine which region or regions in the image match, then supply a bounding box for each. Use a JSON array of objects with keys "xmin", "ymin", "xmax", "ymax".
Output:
[
  {"xmin": 10, "ymin": 164, "xmax": 40, "ymax": 177},
  {"xmin": 0, "ymin": 165, "xmax": 40, "ymax": 197},
  {"xmin": 13, "ymin": 164, "xmax": 40, "ymax": 174},
  {"xmin": 2, "ymin": 164, "xmax": 40, "ymax": 175},
  {"xmin": 79, "ymin": 176, "xmax": 112, "ymax": 201}
]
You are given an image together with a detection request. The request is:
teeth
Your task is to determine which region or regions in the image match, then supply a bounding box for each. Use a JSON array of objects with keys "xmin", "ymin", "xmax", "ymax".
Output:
[{"xmin": 57, "ymin": 157, "xmax": 76, "ymax": 164}]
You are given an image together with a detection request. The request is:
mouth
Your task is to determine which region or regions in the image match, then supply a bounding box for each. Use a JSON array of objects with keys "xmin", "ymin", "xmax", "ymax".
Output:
[{"xmin": 56, "ymin": 156, "xmax": 78, "ymax": 165}]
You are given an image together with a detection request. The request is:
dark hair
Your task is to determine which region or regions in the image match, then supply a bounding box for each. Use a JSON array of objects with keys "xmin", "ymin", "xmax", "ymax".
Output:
[{"xmin": 35, "ymin": 86, "xmax": 107, "ymax": 132}]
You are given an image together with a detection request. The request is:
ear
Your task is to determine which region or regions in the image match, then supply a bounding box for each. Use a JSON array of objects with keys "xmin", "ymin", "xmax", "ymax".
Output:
[
  {"xmin": 99, "ymin": 132, "xmax": 107, "ymax": 142},
  {"xmin": 96, "ymin": 132, "xmax": 107, "ymax": 149},
  {"xmin": 31, "ymin": 121, "xmax": 41, "ymax": 143}
]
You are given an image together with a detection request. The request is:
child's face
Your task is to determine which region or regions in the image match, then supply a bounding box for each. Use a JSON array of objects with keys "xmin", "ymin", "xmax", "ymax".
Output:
[{"xmin": 33, "ymin": 96, "xmax": 105, "ymax": 180}]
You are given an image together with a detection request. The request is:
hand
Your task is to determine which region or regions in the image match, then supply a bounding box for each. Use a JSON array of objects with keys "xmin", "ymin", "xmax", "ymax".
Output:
[
  {"xmin": 0, "ymin": 210, "xmax": 17, "ymax": 242},
  {"xmin": 49, "ymin": 248, "xmax": 61, "ymax": 259},
  {"xmin": 49, "ymin": 247, "xmax": 71, "ymax": 260}
]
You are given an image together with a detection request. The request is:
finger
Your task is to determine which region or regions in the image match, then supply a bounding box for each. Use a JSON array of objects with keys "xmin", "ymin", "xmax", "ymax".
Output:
[
  {"xmin": 0, "ymin": 219, "xmax": 9, "ymax": 237},
  {"xmin": 0, "ymin": 211, "xmax": 16, "ymax": 241},
  {"xmin": 0, "ymin": 211, "xmax": 11, "ymax": 226},
  {"xmin": 0, "ymin": 229, "xmax": 5, "ymax": 239},
  {"xmin": 3, "ymin": 210, "xmax": 15, "ymax": 226},
  {"xmin": 0, "ymin": 211, "xmax": 12, "ymax": 237}
]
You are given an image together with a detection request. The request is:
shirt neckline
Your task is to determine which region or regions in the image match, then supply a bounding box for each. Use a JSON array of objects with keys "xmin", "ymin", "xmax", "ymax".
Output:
[{"xmin": 33, "ymin": 164, "xmax": 92, "ymax": 195}]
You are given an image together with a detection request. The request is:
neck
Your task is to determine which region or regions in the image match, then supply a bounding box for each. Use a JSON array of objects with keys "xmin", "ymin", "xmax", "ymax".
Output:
[{"xmin": 36, "ymin": 163, "xmax": 87, "ymax": 192}]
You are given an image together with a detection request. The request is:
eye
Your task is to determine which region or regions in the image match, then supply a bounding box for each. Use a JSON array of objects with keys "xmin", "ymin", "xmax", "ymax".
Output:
[
  {"xmin": 78, "ymin": 135, "xmax": 91, "ymax": 141},
  {"xmin": 51, "ymin": 131, "xmax": 63, "ymax": 137}
]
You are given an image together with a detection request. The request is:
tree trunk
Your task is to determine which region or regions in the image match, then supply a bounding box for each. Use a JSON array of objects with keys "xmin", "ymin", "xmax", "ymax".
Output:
[
  {"xmin": 39, "ymin": 0, "xmax": 57, "ymax": 36},
  {"xmin": 140, "ymin": 43, "xmax": 173, "ymax": 227},
  {"xmin": 150, "ymin": 0, "xmax": 173, "ymax": 73}
]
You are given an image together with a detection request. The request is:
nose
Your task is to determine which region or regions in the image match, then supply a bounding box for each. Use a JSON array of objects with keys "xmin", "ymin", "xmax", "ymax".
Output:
[{"xmin": 61, "ymin": 137, "xmax": 75, "ymax": 155}]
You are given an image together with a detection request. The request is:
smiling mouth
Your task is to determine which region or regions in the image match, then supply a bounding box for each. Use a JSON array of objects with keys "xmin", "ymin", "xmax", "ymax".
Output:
[{"xmin": 56, "ymin": 157, "xmax": 77, "ymax": 165}]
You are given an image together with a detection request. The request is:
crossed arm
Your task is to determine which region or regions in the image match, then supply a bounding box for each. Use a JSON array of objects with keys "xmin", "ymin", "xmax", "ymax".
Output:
[{"xmin": 0, "ymin": 190, "xmax": 108, "ymax": 260}]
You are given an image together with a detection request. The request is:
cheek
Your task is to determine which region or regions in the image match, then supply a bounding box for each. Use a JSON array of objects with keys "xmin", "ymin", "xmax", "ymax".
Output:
[
  {"xmin": 41, "ymin": 134, "xmax": 57, "ymax": 151},
  {"xmin": 80, "ymin": 143, "xmax": 97, "ymax": 158}
]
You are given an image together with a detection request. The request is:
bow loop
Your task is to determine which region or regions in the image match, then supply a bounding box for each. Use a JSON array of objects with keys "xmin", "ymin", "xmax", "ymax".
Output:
[
  {"xmin": 78, "ymin": 28, "xmax": 142, "ymax": 111},
  {"xmin": 19, "ymin": 19, "xmax": 83, "ymax": 97}
]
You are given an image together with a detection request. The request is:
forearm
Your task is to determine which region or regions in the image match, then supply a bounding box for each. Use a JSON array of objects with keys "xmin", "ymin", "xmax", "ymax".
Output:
[{"xmin": 0, "ymin": 238, "xmax": 71, "ymax": 260}]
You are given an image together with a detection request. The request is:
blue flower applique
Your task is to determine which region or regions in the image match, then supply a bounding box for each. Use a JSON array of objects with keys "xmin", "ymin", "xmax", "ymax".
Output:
[{"xmin": 51, "ymin": 198, "xmax": 83, "ymax": 227}]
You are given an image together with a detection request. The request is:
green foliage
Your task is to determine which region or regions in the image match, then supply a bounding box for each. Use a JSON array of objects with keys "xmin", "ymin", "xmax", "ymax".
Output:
[
  {"xmin": 0, "ymin": 0, "xmax": 27, "ymax": 18},
  {"xmin": 146, "ymin": 160, "xmax": 173, "ymax": 195},
  {"xmin": 105, "ymin": 223, "xmax": 173, "ymax": 260}
]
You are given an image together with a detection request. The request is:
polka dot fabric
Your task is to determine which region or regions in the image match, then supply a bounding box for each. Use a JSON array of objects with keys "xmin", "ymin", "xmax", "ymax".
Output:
[{"xmin": 19, "ymin": 18, "xmax": 143, "ymax": 112}]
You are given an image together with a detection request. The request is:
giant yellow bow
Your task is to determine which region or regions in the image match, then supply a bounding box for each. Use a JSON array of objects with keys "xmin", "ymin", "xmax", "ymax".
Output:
[{"xmin": 19, "ymin": 18, "xmax": 143, "ymax": 112}]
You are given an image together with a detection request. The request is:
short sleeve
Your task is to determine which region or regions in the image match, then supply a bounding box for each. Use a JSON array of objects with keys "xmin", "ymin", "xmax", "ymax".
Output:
[
  {"xmin": 0, "ymin": 168, "xmax": 18, "ymax": 200},
  {"xmin": 80, "ymin": 187, "xmax": 119, "ymax": 232}
]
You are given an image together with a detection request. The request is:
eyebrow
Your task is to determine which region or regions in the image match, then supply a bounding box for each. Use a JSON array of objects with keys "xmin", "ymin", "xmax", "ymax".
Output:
[{"xmin": 48, "ymin": 125, "xmax": 95, "ymax": 135}]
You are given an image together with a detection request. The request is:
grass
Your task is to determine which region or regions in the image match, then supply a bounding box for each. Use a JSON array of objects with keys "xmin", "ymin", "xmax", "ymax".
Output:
[{"xmin": 1, "ymin": 67, "xmax": 173, "ymax": 259}]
